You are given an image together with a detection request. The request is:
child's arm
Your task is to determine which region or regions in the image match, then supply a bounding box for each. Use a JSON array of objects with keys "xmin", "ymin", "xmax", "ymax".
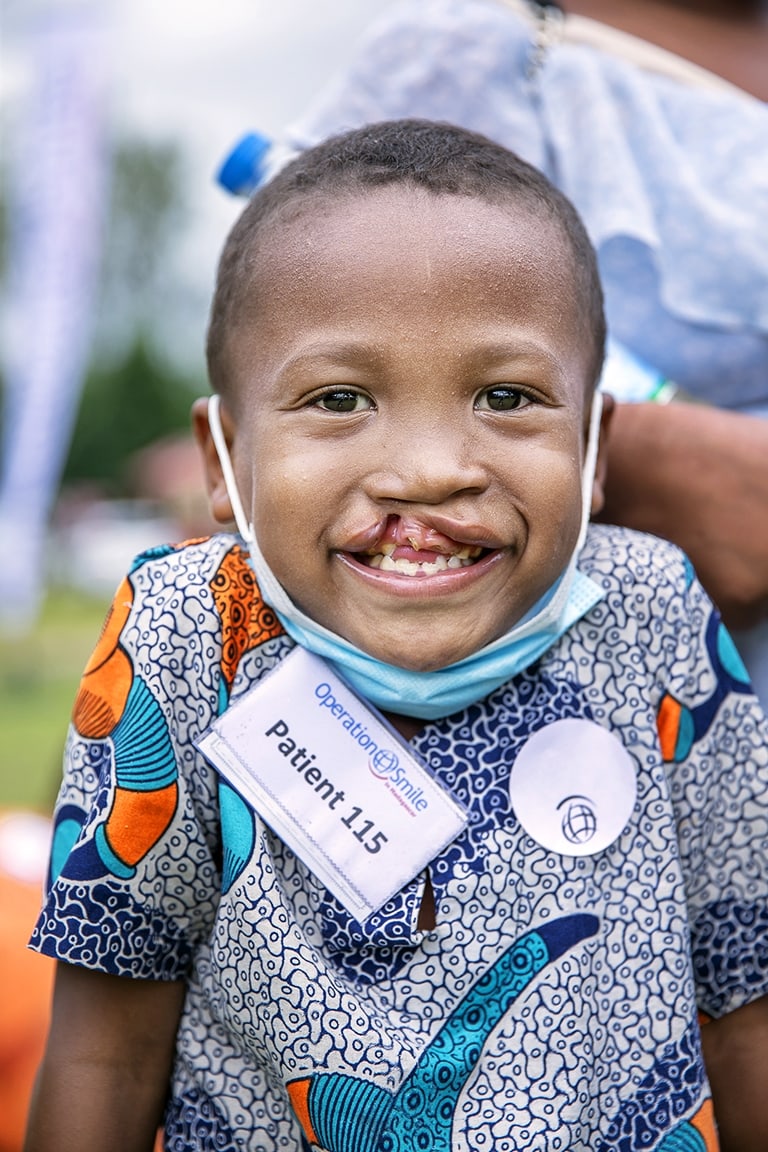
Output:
[
  {"xmin": 24, "ymin": 960, "xmax": 186, "ymax": 1152},
  {"xmin": 700, "ymin": 994, "xmax": 768, "ymax": 1152}
]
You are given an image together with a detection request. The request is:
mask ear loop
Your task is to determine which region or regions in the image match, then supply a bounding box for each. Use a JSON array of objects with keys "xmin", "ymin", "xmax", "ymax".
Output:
[
  {"xmin": 207, "ymin": 394, "xmax": 253, "ymax": 544},
  {"xmin": 207, "ymin": 394, "xmax": 300, "ymax": 612},
  {"xmin": 577, "ymin": 389, "xmax": 603, "ymax": 552},
  {"xmin": 516, "ymin": 387, "xmax": 602, "ymax": 633}
]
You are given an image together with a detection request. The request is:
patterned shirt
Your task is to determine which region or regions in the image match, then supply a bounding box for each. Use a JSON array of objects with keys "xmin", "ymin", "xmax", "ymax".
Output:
[{"xmin": 31, "ymin": 525, "xmax": 768, "ymax": 1151}]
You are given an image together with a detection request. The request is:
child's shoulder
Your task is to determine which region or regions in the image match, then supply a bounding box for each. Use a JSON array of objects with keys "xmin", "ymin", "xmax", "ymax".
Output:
[
  {"xmin": 581, "ymin": 522, "xmax": 696, "ymax": 599},
  {"xmin": 125, "ymin": 531, "xmax": 250, "ymax": 589},
  {"xmin": 119, "ymin": 531, "xmax": 280, "ymax": 640},
  {"xmin": 106, "ymin": 531, "xmax": 285, "ymax": 681}
]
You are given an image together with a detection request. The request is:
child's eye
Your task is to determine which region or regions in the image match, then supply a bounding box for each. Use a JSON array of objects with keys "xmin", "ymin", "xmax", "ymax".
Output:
[
  {"xmin": 312, "ymin": 389, "xmax": 373, "ymax": 413},
  {"xmin": 475, "ymin": 386, "xmax": 531, "ymax": 412}
]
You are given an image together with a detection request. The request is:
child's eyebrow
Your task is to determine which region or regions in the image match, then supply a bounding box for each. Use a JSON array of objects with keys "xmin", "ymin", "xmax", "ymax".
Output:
[
  {"xmin": 460, "ymin": 339, "xmax": 580, "ymax": 386},
  {"xmin": 468, "ymin": 338, "xmax": 564, "ymax": 363},
  {"xmin": 276, "ymin": 339, "xmax": 386, "ymax": 374}
]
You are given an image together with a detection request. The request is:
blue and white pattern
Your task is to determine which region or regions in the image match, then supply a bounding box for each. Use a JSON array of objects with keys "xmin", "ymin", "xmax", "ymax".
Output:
[{"xmin": 31, "ymin": 525, "xmax": 768, "ymax": 1150}]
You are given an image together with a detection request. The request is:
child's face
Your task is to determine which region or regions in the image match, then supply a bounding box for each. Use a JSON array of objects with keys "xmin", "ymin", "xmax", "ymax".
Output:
[{"xmin": 200, "ymin": 186, "xmax": 606, "ymax": 672}]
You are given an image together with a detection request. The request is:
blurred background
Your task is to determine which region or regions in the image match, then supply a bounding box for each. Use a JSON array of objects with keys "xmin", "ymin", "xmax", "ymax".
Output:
[{"xmin": 0, "ymin": 0, "xmax": 395, "ymax": 815}]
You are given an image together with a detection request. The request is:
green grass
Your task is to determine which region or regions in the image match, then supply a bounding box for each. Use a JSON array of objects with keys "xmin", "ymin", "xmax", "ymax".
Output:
[{"xmin": 0, "ymin": 589, "xmax": 110, "ymax": 813}]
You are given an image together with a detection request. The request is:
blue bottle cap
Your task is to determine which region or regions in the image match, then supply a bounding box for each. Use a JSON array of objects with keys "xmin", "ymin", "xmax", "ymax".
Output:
[{"xmin": 216, "ymin": 132, "xmax": 272, "ymax": 196}]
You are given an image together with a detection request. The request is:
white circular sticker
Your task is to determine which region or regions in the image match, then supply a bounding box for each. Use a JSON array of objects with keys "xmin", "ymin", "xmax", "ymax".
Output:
[{"xmin": 509, "ymin": 718, "xmax": 637, "ymax": 856}]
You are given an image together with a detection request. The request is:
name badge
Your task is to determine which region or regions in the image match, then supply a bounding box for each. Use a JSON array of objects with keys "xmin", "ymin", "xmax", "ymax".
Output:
[{"xmin": 196, "ymin": 647, "xmax": 468, "ymax": 920}]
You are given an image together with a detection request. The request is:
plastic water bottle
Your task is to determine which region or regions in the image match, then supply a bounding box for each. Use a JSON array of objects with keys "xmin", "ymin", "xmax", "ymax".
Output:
[
  {"xmin": 216, "ymin": 132, "xmax": 299, "ymax": 196},
  {"xmin": 599, "ymin": 338, "xmax": 678, "ymax": 404}
]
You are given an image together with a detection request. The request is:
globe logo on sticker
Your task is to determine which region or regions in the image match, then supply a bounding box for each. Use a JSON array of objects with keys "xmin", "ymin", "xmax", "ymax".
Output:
[
  {"xmin": 509, "ymin": 718, "xmax": 638, "ymax": 857},
  {"xmin": 558, "ymin": 794, "xmax": 597, "ymax": 845}
]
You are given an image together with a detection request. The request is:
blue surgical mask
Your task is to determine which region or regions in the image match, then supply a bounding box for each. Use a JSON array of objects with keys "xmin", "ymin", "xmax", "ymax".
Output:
[{"xmin": 207, "ymin": 395, "xmax": 605, "ymax": 720}]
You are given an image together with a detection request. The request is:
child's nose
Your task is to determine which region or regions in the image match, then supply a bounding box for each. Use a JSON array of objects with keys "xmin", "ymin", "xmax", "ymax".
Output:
[{"xmin": 363, "ymin": 423, "xmax": 488, "ymax": 505}]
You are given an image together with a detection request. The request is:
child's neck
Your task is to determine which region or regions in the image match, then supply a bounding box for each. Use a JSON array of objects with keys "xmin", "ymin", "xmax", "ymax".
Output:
[{"xmin": 383, "ymin": 711, "xmax": 427, "ymax": 742}]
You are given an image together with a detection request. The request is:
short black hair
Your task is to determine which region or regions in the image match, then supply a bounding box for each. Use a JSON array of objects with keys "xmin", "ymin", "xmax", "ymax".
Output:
[{"xmin": 207, "ymin": 118, "xmax": 605, "ymax": 397}]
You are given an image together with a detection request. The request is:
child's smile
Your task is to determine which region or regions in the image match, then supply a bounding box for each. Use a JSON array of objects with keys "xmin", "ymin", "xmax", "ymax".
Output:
[
  {"xmin": 348, "ymin": 515, "xmax": 486, "ymax": 576},
  {"xmin": 215, "ymin": 186, "xmax": 604, "ymax": 672}
]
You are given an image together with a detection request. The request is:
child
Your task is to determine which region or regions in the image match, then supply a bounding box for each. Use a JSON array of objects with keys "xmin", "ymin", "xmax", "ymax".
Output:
[{"xmin": 26, "ymin": 120, "xmax": 768, "ymax": 1152}]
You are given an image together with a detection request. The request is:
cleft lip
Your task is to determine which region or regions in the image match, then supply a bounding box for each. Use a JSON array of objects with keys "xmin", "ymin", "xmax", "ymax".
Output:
[{"xmin": 350, "ymin": 513, "xmax": 501, "ymax": 560}]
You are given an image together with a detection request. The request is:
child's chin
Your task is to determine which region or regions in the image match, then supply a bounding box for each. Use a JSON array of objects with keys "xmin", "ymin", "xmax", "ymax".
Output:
[{"xmin": 359, "ymin": 635, "xmax": 477, "ymax": 674}]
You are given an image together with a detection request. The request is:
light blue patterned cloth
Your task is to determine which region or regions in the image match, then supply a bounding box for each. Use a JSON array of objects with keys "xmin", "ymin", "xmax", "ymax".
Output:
[{"xmin": 285, "ymin": 0, "xmax": 768, "ymax": 410}]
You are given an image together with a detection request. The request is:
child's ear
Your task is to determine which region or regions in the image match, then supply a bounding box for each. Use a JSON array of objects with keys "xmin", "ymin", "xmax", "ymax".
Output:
[
  {"xmin": 589, "ymin": 391, "xmax": 615, "ymax": 516},
  {"xmin": 192, "ymin": 396, "xmax": 237, "ymax": 525}
]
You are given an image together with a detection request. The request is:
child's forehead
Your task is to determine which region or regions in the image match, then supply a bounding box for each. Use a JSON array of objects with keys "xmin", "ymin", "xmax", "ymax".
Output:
[
  {"xmin": 263, "ymin": 182, "xmax": 556, "ymax": 247},
  {"xmin": 249, "ymin": 184, "xmax": 572, "ymax": 296}
]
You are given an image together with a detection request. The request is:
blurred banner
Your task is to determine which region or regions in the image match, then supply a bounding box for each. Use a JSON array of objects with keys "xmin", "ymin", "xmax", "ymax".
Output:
[{"xmin": 0, "ymin": 3, "xmax": 110, "ymax": 633}]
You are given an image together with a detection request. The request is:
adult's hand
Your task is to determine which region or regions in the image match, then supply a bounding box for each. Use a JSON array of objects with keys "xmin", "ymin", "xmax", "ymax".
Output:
[{"xmin": 596, "ymin": 401, "xmax": 768, "ymax": 631}]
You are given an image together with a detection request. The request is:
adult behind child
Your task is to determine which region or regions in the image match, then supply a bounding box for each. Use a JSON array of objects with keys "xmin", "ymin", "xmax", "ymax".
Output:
[
  {"xmin": 564, "ymin": 0, "xmax": 768, "ymax": 696},
  {"xmin": 280, "ymin": 0, "xmax": 768, "ymax": 697},
  {"xmin": 25, "ymin": 122, "xmax": 768, "ymax": 1152}
]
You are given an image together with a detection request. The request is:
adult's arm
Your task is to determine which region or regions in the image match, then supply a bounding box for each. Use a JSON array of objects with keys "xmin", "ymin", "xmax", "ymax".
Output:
[
  {"xmin": 24, "ymin": 961, "xmax": 186, "ymax": 1152},
  {"xmin": 701, "ymin": 995, "xmax": 768, "ymax": 1152},
  {"xmin": 597, "ymin": 401, "xmax": 768, "ymax": 631}
]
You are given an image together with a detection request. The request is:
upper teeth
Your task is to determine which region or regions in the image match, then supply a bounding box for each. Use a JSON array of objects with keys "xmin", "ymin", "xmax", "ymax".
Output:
[
  {"xmin": 373, "ymin": 542, "xmax": 481, "ymax": 560},
  {"xmin": 366, "ymin": 553, "xmax": 476, "ymax": 575}
]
